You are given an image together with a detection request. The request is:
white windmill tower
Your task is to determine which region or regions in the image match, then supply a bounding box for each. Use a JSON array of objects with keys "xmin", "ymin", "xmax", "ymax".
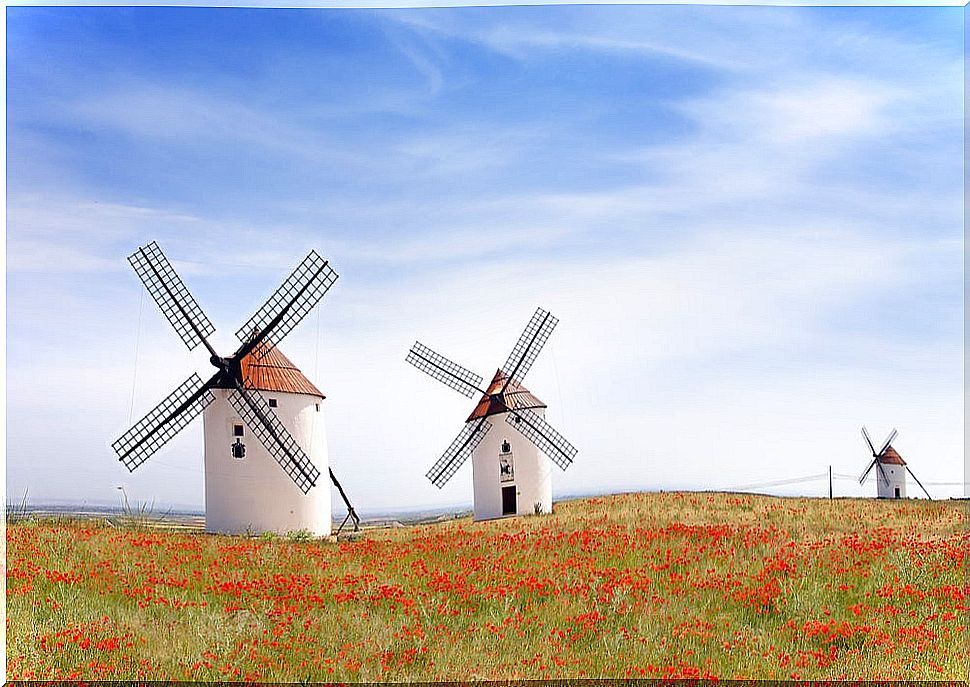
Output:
[
  {"xmin": 859, "ymin": 426, "xmax": 930, "ymax": 499},
  {"xmin": 112, "ymin": 242, "xmax": 360, "ymax": 536},
  {"xmin": 406, "ymin": 307, "xmax": 578, "ymax": 520}
]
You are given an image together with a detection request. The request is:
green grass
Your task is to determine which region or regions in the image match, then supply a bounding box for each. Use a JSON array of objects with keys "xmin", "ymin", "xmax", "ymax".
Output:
[{"xmin": 6, "ymin": 492, "xmax": 968, "ymax": 680}]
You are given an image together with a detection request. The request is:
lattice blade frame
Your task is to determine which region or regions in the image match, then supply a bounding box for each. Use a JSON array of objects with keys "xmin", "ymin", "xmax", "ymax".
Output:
[
  {"xmin": 234, "ymin": 251, "xmax": 337, "ymax": 357},
  {"xmin": 502, "ymin": 307, "xmax": 558, "ymax": 389},
  {"xmin": 227, "ymin": 386, "xmax": 321, "ymax": 494},
  {"xmin": 506, "ymin": 408, "xmax": 577, "ymax": 471},
  {"xmin": 427, "ymin": 418, "xmax": 492, "ymax": 488},
  {"xmin": 128, "ymin": 242, "xmax": 215, "ymax": 351},
  {"xmin": 858, "ymin": 459, "xmax": 877, "ymax": 484},
  {"xmin": 861, "ymin": 426, "xmax": 876, "ymax": 455},
  {"xmin": 877, "ymin": 428, "xmax": 898, "ymax": 457},
  {"xmin": 406, "ymin": 342, "xmax": 483, "ymax": 398},
  {"xmin": 112, "ymin": 373, "xmax": 215, "ymax": 471},
  {"xmin": 876, "ymin": 461, "xmax": 891, "ymax": 486}
]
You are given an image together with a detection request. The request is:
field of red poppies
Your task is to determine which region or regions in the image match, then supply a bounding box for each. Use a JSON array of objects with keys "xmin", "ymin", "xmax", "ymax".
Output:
[{"xmin": 6, "ymin": 491, "xmax": 968, "ymax": 680}]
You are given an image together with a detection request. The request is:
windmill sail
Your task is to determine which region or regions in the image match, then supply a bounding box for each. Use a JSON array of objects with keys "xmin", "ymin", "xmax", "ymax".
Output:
[
  {"xmin": 501, "ymin": 307, "xmax": 558, "ymax": 392},
  {"xmin": 858, "ymin": 458, "xmax": 878, "ymax": 484},
  {"xmin": 128, "ymin": 242, "xmax": 216, "ymax": 352},
  {"xmin": 406, "ymin": 342, "xmax": 483, "ymax": 398},
  {"xmin": 876, "ymin": 428, "xmax": 898, "ymax": 458},
  {"xmin": 426, "ymin": 418, "xmax": 492, "ymax": 488},
  {"xmin": 506, "ymin": 408, "xmax": 577, "ymax": 471},
  {"xmin": 227, "ymin": 385, "xmax": 321, "ymax": 494},
  {"xmin": 113, "ymin": 373, "xmax": 216, "ymax": 471},
  {"xmin": 875, "ymin": 460, "xmax": 891, "ymax": 486},
  {"xmin": 235, "ymin": 250, "xmax": 338, "ymax": 358}
]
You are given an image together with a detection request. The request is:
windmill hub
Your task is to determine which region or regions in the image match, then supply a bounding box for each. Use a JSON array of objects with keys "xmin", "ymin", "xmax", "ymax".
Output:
[{"xmin": 210, "ymin": 354, "xmax": 230, "ymax": 371}]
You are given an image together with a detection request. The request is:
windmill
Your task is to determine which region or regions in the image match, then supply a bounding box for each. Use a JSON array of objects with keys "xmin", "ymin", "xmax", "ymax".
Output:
[
  {"xmin": 859, "ymin": 426, "xmax": 930, "ymax": 499},
  {"xmin": 112, "ymin": 241, "xmax": 360, "ymax": 535},
  {"xmin": 406, "ymin": 307, "xmax": 577, "ymax": 520}
]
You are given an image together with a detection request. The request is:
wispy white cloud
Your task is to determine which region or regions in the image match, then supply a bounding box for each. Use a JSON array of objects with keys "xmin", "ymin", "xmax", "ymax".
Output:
[
  {"xmin": 6, "ymin": 6, "xmax": 963, "ymax": 511},
  {"xmin": 6, "ymin": 195, "xmax": 203, "ymax": 272},
  {"xmin": 387, "ymin": 35, "xmax": 446, "ymax": 96},
  {"xmin": 684, "ymin": 77, "xmax": 899, "ymax": 143},
  {"xmin": 470, "ymin": 26, "xmax": 740, "ymax": 69},
  {"xmin": 59, "ymin": 84, "xmax": 384, "ymax": 168}
]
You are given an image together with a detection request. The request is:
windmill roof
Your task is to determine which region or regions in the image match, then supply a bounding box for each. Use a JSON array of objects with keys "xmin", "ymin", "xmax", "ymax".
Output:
[
  {"xmin": 878, "ymin": 446, "xmax": 906, "ymax": 466},
  {"xmin": 240, "ymin": 341, "xmax": 325, "ymax": 400},
  {"xmin": 466, "ymin": 369, "xmax": 546, "ymax": 422}
]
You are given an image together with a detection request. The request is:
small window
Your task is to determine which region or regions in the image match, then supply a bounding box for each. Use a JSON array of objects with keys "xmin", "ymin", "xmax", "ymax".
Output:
[
  {"xmin": 268, "ymin": 398, "xmax": 278, "ymax": 408},
  {"xmin": 233, "ymin": 424, "xmax": 244, "ymax": 437},
  {"xmin": 315, "ymin": 403, "xmax": 320, "ymax": 412}
]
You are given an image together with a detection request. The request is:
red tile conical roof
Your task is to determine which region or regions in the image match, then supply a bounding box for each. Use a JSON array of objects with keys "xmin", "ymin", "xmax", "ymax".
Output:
[
  {"xmin": 878, "ymin": 446, "xmax": 906, "ymax": 466},
  {"xmin": 466, "ymin": 369, "xmax": 546, "ymax": 422},
  {"xmin": 239, "ymin": 341, "xmax": 325, "ymax": 400}
]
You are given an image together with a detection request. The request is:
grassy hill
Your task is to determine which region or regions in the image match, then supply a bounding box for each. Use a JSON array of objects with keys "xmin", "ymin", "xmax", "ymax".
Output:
[{"xmin": 6, "ymin": 491, "xmax": 967, "ymax": 680}]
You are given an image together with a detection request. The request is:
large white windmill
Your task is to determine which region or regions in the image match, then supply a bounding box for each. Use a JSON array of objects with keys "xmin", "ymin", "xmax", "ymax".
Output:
[
  {"xmin": 859, "ymin": 426, "xmax": 930, "ymax": 499},
  {"xmin": 112, "ymin": 242, "xmax": 360, "ymax": 535},
  {"xmin": 406, "ymin": 307, "xmax": 578, "ymax": 520}
]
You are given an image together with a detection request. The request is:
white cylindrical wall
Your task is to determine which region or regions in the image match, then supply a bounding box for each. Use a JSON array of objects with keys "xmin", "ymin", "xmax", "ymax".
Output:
[
  {"xmin": 471, "ymin": 409, "xmax": 553, "ymax": 521},
  {"xmin": 203, "ymin": 388, "xmax": 331, "ymax": 535},
  {"xmin": 876, "ymin": 463, "xmax": 907, "ymax": 499}
]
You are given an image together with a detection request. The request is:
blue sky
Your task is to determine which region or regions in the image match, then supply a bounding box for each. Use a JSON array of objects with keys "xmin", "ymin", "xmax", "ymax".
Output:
[{"xmin": 6, "ymin": 5, "xmax": 964, "ymax": 514}]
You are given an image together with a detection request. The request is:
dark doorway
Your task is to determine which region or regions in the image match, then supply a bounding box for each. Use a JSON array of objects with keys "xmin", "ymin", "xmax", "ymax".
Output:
[
  {"xmin": 894, "ymin": 487, "xmax": 900, "ymax": 499},
  {"xmin": 502, "ymin": 486, "xmax": 516, "ymax": 515}
]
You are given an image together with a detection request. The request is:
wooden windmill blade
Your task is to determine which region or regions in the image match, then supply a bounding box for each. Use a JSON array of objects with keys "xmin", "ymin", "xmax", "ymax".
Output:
[
  {"xmin": 875, "ymin": 460, "xmax": 891, "ymax": 486},
  {"xmin": 876, "ymin": 428, "xmax": 898, "ymax": 457},
  {"xmin": 858, "ymin": 458, "xmax": 878, "ymax": 484},
  {"xmin": 227, "ymin": 384, "xmax": 322, "ymax": 495},
  {"xmin": 426, "ymin": 417, "xmax": 492, "ymax": 488},
  {"xmin": 505, "ymin": 408, "xmax": 578, "ymax": 471},
  {"xmin": 500, "ymin": 307, "xmax": 559, "ymax": 393},
  {"xmin": 227, "ymin": 254, "xmax": 341, "ymax": 496},
  {"xmin": 406, "ymin": 341, "xmax": 485, "ymax": 398},
  {"xmin": 859, "ymin": 425, "xmax": 883, "ymax": 484},
  {"xmin": 234, "ymin": 250, "xmax": 338, "ymax": 359},
  {"xmin": 112, "ymin": 373, "xmax": 216, "ymax": 471},
  {"xmin": 128, "ymin": 242, "xmax": 217, "ymax": 355}
]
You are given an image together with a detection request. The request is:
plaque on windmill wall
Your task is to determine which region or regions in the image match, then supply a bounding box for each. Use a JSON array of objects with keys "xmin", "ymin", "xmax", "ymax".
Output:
[{"xmin": 499, "ymin": 439, "xmax": 514, "ymax": 482}]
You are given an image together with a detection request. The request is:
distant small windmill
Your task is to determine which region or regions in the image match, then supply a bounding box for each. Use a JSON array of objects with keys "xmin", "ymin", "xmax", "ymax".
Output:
[
  {"xmin": 406, "ymin": 307, "xmax": 578, "ymax": 520},
  {"xmin": 112, "ymin": 242, "xmax": 360, "ymax": 535},
  {"xmin": 859, "ymin": 426, "xmax": 930, "ymax": 499}
]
